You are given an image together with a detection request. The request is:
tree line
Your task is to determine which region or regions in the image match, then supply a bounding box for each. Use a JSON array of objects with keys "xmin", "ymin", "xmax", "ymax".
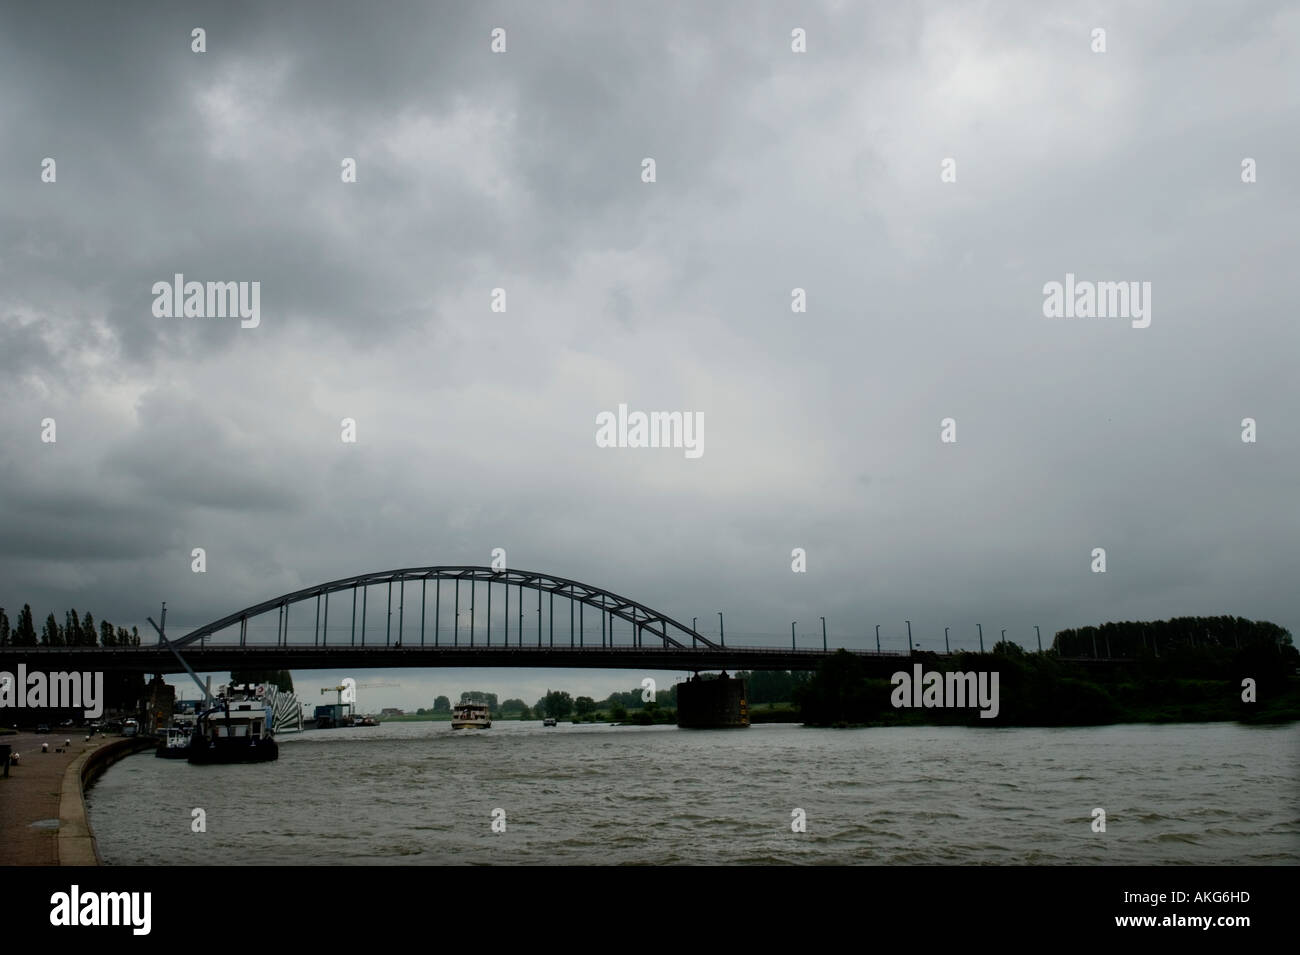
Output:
[
  {"xmin": 0, "ymin": 603, "xmax": 146, "ymax": 719},
  {"xmin": 798, "ymin": 616, "xmax": 1298, "ymax": 726},
  {"xmin": 1052, "ymin": 615, "xmax": 1292, "ymax": 658},
  {"xmin": 0, "ymin": 603, "xmax": 142, "ymax": 648},
  {"xmin": 408, "ymin": 684, "xmax": 686, "ymax": 721}
]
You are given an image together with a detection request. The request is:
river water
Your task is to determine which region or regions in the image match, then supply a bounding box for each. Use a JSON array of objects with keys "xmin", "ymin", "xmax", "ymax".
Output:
[{"xmin": 86, "ymin": 720, "xmax": 1300, "ymax": 865}]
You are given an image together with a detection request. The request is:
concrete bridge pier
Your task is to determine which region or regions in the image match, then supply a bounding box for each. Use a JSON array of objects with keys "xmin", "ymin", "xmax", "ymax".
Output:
[{"xmin": 676, "ymin": 672, "xmax": 749, "ymax": 728}]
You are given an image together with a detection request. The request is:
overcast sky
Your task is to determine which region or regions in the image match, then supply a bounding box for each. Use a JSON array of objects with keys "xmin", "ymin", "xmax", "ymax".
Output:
[{"xmin": 2, "ymin": 1, "xmax": 1296, "ymax": 711}]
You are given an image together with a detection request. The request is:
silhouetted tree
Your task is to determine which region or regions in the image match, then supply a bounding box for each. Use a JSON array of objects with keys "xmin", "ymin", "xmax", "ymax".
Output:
[
  {"xmin": 13, "ymin": 605, "xmax": 37, "ymax": 647},
  {"xmin": 41, "ymin": 612, "xmax": 62, "ymax": 647},
  {"xmin": 65, "ymin": 609, "xmax": 82, "ymax": 647}
]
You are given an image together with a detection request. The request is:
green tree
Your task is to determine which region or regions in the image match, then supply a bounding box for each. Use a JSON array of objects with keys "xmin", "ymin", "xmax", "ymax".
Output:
[
  {"xmin": 574, "ymin": 696, "xmax": 596, "ymax": 716},
  {"xmin": 433, "ymin": 695, "xmax": 451, "ymax": 713},
  {"xmin": 518, "ymin": 706, "xmax": 532, "ymax": 720},
  {"xmin": 737, "ymin": 670, "xmax": 809, "ymax": 705},
  {"xmin": 609, "ymin": 701, "xmax": 628, "ymax": 721},
  {"xmin": 100, "ymin": 619, "xmax": 115, "ymax": 647},
  {"xmin": 81, "ymin": 611, "xmax": 96, "ymax": 647},
  {"xmin": 795, "ymin": 649, "xmax": 878, "ymax": 724},
  {"xmin": 0, "ymin": 607, "xmax": 9, "ymax": 647},
  {"xmin": 500, "ymin": 698, "xmax": 527, "ymax": 714},
  {"xmin": 542, "ymin": 690, "xmax": 574, "ymax": 720}
]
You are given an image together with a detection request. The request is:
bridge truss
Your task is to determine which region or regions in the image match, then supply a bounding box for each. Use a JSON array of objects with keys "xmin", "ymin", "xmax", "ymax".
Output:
[{"xmin": 169, "ymin": 566, "xmax": 720, "ymax": 653}]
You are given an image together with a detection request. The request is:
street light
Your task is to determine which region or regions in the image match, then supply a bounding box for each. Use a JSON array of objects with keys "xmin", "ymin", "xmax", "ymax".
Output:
[
  {"xmin": 718, "ymin": 612, "xmax": 724, "ymax": 647},
  {"xmin": 875, "ymin": 624, "xmax": 881, "ymax": 653},
  {"xmin": 978, "ymin": 624, "xmax": 984, "ymax": 653},
  {"xmin": 944, "ymin": 626, "xmax": 950, "ymax": 654},
  {"xmin": 906, "ymin": 620, "xmax": 913, "ymax": 654},
  {"xmin": 791, "ymin": 621, "xmax": 797, "ymax": 649},
  {"xmin": 1035, "ymin": 625, "xmax": 1042, "ymax": 653},
  {"xmin": 820, "ymin": 616, "xmax": 827, "ymax": 651}
]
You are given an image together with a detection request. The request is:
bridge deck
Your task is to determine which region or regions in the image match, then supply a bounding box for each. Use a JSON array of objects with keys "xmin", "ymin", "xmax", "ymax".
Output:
[{"xmin": 0, "ymin": 645, "xmax": 1129, "ymax": 673}]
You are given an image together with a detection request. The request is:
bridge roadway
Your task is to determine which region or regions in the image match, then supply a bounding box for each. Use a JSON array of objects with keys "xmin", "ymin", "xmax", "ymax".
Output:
[
  {"xmin": 3, "ymin": 644, "xmax": 884, "ymax": 674},
  {"xmin": 1, "ymin": 644, "xmax": 1125, "ymax": 675}
]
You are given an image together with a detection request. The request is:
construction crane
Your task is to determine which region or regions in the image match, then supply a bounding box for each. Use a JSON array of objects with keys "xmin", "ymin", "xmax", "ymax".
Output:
[{"xmin": 319, "ymin": 680, "xmax": 399, "ymax": 710}]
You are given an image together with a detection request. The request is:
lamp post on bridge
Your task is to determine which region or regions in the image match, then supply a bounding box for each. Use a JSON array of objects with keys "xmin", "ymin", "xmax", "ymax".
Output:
[
  {"xmin": 692, "ymin": 617, "xmax": 697, "ymax": 649},
  {"xmin": 791, "ymin": 621, "xmax": 796, "ymax": 650},
  {"xmin": 718, "ymin": 612, "xmax": 724, "ymax": 647},
  {"xmin": 1035, "ymin": 625, "xmax": 1042, "ymax": 653},
  {"xmin": 906, "ymin": 620, "xmax": 912, "ymax": 654},
  {"xmin": 820, "ymin": 616, "xmax": 826, "ymax": 651},
  {"xmin": 944, "ymin": 626, "xmax": 950, "ymax": 654},
  {"xmin": 1001, "ymin": 629, "xmax": 1006, "ymax": 648},
  {"xmin": 875, "ymin": 624, "xmax": 880, "ymax": 653},
  {"xmin": 978, "ymin": 624, "xmax": 984, "ymax": 653}
]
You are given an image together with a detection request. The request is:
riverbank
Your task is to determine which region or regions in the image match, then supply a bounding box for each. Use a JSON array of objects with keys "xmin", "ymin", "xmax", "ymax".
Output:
[{"xmin": 0, "ymin": 731, "xmax": 154, "ymax": 865}]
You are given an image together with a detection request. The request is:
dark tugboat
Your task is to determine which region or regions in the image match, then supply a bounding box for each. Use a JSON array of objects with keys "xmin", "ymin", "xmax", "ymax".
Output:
[{"xmin": 188, "ymin": 683, "xmax": 279, "ymax": 764}]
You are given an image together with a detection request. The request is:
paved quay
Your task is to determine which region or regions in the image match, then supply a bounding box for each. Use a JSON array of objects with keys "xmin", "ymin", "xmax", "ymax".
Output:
[{"xmin": 0, "ymin": 731, "xmax": 147, "ymax": 865}]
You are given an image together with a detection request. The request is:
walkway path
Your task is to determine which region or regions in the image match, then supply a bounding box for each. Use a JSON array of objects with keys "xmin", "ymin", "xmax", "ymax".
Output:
[{"xmin": 0, "ymin": 731, "xmax": 133, "ymax": 865}]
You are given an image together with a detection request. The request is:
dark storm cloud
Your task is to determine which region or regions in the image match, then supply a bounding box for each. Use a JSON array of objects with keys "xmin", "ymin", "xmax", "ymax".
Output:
[{"xmin": 1, "ymin": 1, "xmax": 1297, "ymax": 709}]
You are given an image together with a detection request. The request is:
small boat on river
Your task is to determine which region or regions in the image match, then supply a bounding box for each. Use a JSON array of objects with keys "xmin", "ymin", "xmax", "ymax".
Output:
[{"xmin": 156, "ymin": 723, "xmax": 193, "ymax": 759}]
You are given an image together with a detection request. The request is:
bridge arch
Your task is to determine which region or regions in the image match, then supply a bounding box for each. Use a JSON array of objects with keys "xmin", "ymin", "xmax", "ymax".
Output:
[{"xmin": 171, "ymin": 566, "xmax": 717, "ymax": 651}]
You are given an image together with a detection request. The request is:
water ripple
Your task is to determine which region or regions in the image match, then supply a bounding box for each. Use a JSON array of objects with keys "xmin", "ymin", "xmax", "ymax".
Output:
[{"xmin": 85, "ymin": 721, "xmax": 1300, "ymax": 865}]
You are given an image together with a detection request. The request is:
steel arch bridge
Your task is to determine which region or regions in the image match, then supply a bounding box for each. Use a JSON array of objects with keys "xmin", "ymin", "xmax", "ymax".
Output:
[{"xmin": 171, "ymin": 566, "xmax": 720, "ymax": 652}]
